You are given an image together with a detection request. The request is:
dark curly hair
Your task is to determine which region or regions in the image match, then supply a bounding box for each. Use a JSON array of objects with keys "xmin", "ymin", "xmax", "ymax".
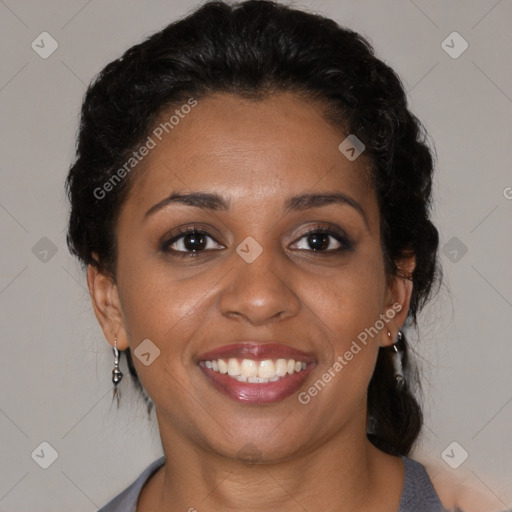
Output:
[{"xmin": 65, "ymin": 0, "xmax": 440, "ymax": 456}]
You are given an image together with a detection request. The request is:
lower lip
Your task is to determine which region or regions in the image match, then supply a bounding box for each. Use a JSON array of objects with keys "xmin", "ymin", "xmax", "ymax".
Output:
[{"xmin": 198, "ymin": 363, "xmax": 315, "ymax": 404}]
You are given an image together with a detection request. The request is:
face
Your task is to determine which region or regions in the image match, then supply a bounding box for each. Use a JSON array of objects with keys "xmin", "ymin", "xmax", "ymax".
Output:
[{"xmin": 90, "ymin": 92, "xmax": 411, "ymax": 463}]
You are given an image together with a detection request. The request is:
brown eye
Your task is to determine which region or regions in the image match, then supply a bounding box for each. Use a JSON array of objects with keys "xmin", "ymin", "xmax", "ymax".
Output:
[
  {"xmin": 306, "ymin": 232, "xmax": 337, "ymax": 251},
  {"xmin": 181, "ymin": 232, "xmax": 207, "ymax": 251},
  {"xmin": 291, "ymin": 228, "xmax": 350, "ymax": 252},
  {"xmin": 162, "ymin": 229, "xmax": 224, "ymax": 254}
]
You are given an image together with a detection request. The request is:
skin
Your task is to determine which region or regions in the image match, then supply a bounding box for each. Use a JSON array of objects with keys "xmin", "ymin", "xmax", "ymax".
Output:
[{"xmin": 88, "ymin": 92, "xmax": 417, "ymax": 511}]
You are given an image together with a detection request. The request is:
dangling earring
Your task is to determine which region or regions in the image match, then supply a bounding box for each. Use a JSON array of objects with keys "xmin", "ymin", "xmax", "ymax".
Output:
[
  {"xmin": 112, "ymin": 337, "xmax": 123, "ymax": 407},
  {"xmin": 391, "ymin": 331, "xmax": 405, "ymax": 390}
]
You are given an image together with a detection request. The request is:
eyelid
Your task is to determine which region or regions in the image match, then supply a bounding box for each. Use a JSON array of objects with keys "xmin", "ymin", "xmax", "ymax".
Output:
[
  {"xmin": 289, "ymin": 221, "xmax": 351, "ymax": 242},
  {"xmin": 160, "ymin": 224, "xmax": 225, "ymax": 254},
  {"xmin": 162, "ymin": 223, "xmax": 223, "ymax": 242},
  {"xmin": 289, "ymin": 227, "xmax": 352, "ymax": 252},
  {"xmin": 160, "ymin": 221, "xmax": 353, "ymax": 256}
]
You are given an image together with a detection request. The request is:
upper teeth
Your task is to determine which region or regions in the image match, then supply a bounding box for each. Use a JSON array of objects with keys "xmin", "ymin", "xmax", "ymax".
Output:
[{"xmin": 204, "ymin": 358, "xmax": 307, "ymax": 382}]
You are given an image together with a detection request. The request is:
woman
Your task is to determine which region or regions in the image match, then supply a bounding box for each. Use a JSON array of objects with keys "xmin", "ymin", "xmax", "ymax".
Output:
[{"xmin": 65, "ymin": 1, "xmax": 469, "ymax": 510}]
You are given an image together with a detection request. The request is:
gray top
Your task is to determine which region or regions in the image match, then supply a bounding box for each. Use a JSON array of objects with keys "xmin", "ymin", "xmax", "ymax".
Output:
[{"xmin": 97, "ymin": 455, "xmax": 444, "ymax": 511}]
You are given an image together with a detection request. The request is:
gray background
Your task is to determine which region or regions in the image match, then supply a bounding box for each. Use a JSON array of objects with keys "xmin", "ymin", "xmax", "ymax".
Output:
[{"xmin": 1, "ymin": 0, "xmax": 511, "ymax": 510}]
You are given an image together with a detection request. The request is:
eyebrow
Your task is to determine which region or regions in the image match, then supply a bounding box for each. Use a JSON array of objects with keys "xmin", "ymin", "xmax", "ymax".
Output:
[
  {"xmin": 284, "ymin": 192, "xmax": 369, "ymax": 229},
  {"xmin": 144, "ymin": 192, "xmax": 230, "ymax": 218},
  {"xmin": 144, "ymin": 191, "xmax": 369, "ymax": 229}
]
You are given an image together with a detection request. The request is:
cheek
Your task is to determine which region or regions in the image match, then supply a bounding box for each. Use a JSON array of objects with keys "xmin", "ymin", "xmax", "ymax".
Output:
[
  {"xmin": 310, "ymin": 249, "xmax": 387, "ymax": 340},
  {"xmin": 115, "ymin": 269, "xmax": 207, "ymax": 415},
  {"xmin": 117, "ymin": 246, "xmax": 204, "ymax": 335},
  {"xmin": 299, "ymin": 246, "xmax": 387, "ymax": 406},
  {"xmin": 300, "ymin": 271, "xmax": 385, "ymax": 421},
  {"xmin": 115, "ymin": 256, "xmax": 220, "ymax": 378}
]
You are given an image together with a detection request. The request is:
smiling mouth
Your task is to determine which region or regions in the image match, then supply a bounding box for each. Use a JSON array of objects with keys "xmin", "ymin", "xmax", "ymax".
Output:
[
  {"xmin": 197, "ymin": 342, "xmax": 316, "ymax": 404},
  {"xmin": 202, "ymin": 357, "xmax": 308, "ymax": 383}
]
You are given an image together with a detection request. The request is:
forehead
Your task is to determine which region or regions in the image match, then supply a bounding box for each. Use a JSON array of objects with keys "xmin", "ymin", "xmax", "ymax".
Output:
[{"xmin": 121, "ymin": 92, "xmax": 376, "ymax": 219}]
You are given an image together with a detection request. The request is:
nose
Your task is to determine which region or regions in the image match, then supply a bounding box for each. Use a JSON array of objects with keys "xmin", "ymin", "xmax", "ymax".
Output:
[{"xmin": 218, "ymin": 242, "xmax": 301, "ymax": 326}]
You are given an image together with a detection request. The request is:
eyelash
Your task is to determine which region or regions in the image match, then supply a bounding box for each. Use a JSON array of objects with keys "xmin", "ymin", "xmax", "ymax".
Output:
[{"xmin": 160, "ymin": 224, "xmax": 353, "ymax": 257}]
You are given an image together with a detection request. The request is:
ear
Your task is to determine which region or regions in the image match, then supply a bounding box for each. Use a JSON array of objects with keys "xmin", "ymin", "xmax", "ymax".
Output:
[
  {"xmin": 87, "ymin": 253, "xmax": 129, "ymax": 351},
  {"xmin": 380, "ymin": 254, "xmax": 415, "ymax": 347}
]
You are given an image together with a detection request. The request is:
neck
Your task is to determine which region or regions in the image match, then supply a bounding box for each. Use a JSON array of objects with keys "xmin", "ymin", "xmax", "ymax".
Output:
[{"xmin": 142, "ymin": 412, "xmax": 404, "ymax": 512}]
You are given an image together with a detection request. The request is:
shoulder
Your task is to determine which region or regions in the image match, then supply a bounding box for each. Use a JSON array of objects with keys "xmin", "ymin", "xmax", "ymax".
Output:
[
  {"xmin": 399, "ymin": 457, "xmax": 445, "ymax": 512},
  {"xmin": 421, "ymin": 460, "xmax": 509, "ymax": 512},
  {"xmin": 97, "ymin": 456, "xmax": 166, "ymax": 512}
]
